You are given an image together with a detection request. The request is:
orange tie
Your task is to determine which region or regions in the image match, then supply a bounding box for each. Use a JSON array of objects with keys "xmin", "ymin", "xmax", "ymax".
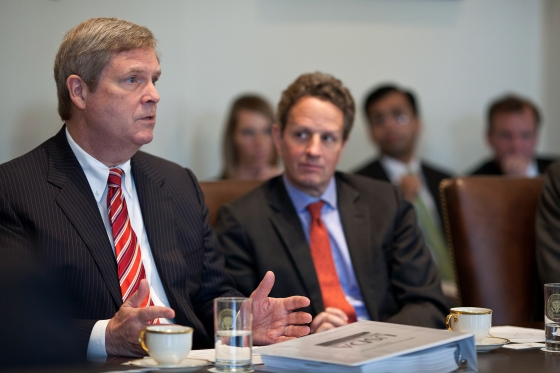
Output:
[{"xmin": 307, "ymin": 201, "xmax": 357, "ymax": 322}]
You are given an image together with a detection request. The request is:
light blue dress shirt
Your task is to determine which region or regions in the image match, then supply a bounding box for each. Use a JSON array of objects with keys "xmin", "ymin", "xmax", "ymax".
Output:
[{"xmin": 282, "ymin": 175, "xmax": 370, "ymax": 320}]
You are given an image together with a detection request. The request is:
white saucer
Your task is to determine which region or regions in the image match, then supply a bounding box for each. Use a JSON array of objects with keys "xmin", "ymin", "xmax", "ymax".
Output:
[
  {"xmin": 476, "ymin": 336, "xmax": 510, "ymax": 352},
  {"xmin": 126, "ymin": 357, "xmax": 209, "ymax": 371}
]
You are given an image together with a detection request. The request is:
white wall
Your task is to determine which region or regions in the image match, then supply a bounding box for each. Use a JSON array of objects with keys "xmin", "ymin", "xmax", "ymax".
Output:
[{"xmin": 0, "ymin": 0, "xmax": 556, "ymax": 180}]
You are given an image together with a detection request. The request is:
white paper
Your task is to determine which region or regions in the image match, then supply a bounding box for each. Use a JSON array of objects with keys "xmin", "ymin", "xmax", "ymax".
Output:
[
  {"xmin": 259, "ymin": 345, "xmax": 459, "ymax": 373},
  {"xmin": 502, "ymin": 342, "xmax": 546, "ymax": 350},
  {"xmin": 489, "ymin": 325, "xmax": 545, "ymax": 343},
  {"xmin": 258, "ymin": 321, "xmax": 477, "ymax": 373}
]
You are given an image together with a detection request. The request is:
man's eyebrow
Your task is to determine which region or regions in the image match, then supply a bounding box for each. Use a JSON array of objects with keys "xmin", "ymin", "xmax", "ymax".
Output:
[{"xmin": 123, "ymin": 66, "xmax": 161, "ymax": 76}]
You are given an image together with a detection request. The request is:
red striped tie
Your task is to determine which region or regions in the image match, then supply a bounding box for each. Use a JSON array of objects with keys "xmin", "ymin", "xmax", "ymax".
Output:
[
  {"xmin": 307, "ymin": 201, "xmax": 357, "ymax": 323},
  {"xmin": 107, "ymin": 168, "xmax": 158, "ymax": 322}
]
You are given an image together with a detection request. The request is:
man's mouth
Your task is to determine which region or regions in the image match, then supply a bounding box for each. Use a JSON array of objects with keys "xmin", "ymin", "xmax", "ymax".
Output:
[{"xmin": 300, "ymin": 163, "xmax": 322, "ymax": 171}]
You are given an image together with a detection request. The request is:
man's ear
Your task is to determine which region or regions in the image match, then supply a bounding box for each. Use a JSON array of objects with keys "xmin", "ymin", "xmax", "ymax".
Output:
[
  {"xmin": 272, "ymin": 123, "xmax": 283, "ymax": 156},
  {"xmin": 66, "ymin": 75, "xmax": 88, "ymax": 111}
]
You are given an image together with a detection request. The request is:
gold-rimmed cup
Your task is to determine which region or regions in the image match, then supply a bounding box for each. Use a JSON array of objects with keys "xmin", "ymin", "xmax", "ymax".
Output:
[
  {"xmin": 446, "ymin": 307, "xmax": 492, "ymax": 342},
  {"xmin": 139, "ymin": 325, "xmax": 193, "ymax": 366}
]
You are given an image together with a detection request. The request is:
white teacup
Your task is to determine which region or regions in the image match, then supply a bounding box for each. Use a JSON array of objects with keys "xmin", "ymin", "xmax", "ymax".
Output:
[
  {"xmin": 139, "ymin": 325, "xmax": 193, "ymax": 366},
  {"xmin": 446, "ymin": 307, "xmax": 492, "ymax": 342}
]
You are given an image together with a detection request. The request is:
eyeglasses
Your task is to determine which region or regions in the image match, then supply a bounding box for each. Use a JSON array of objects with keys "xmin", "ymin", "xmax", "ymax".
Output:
[{"xmin": 369, "ymin": 110, "xmax": 410, "ymax": 127}]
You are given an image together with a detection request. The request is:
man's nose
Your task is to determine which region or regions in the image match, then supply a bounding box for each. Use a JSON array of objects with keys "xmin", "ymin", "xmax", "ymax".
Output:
[
  {"xmin": 305, "ymin": 134, "xmax": 322, "ymax": 156},
  {"xmin": 144, "ymin": 81, "xmax": 160, "ymax": 104}
]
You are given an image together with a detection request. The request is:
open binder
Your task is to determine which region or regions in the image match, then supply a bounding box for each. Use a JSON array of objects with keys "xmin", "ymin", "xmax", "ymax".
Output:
[{"xmin": 258, "ymin": 321, "xmax": 477, "ymax": 373}]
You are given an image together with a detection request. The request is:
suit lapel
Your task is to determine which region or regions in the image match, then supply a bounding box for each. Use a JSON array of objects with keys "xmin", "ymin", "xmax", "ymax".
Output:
[
  {"xmin": 130, "ymin": 153, "xmax": 173, "ymax": 290},
  {"xmin": 336, "ymin": 174, "xmax": 379, "ymax": 320},
  {"xmin": 266, "ymin": 179, "xmax": 324, "ymax": 312},
  {"xmin": 47, "ymin": 127, "xmax": 122, "ymax": 306}
]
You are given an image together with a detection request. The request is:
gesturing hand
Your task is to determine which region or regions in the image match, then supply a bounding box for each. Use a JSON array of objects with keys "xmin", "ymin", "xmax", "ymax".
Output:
[
  {"xmin": 105, "ymin": 279, "xmax": 175, "ymax": 356},
  {"xmin": 250, "ymin": 271, "xmax": 312, "ymax": 345},
  {"xmin": 310, "ymin": 307, "xmax": 348, "ymax": 334}
]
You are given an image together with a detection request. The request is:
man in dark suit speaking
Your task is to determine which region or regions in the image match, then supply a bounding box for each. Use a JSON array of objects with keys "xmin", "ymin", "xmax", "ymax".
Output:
[
  {"xmin": 216, "ymin": 73, "xmax": 447, "ymax": 334},
  {"xmin": 0, "ymin": 18, "xmax": 311, "ymax": 359}
]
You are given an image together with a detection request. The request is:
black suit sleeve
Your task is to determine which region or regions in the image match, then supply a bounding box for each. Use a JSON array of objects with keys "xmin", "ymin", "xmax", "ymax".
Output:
[
  {"xmin": 186, "ymin": 170, "xmax": 241, "ymax": 337},
  {"xmin": 537, "ymin": 162, "xmax": 560, "ymax": 285},
  {"xmin": 215, "ymin": 203, "xmax": 261, "ymax": 297}
]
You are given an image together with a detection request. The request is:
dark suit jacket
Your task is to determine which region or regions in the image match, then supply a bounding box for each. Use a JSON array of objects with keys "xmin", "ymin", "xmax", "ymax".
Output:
[
  {"xmin": 470, "ymin": 157, "xmax": 555, "ymax": 176},
  {"xmin": 215, "ymin": 173, "xmax": 447, "ymax": 329},
  {"xmin": 353, "ymin": 158, "xmax": 451, "ymax": 225},
  {"xmin": 0, "ymin": 126, "xmax": 239, "ymax": 357},
  {"xmin": 0, "ymin": 251, "xmax": 84, "ymax": 369},
  {"xmin": 536, "ymin": 161, "xmax": 560, "ymax": 286}
]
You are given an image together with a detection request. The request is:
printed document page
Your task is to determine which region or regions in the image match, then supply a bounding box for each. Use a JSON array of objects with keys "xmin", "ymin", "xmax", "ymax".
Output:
[{"xmin": 258, "ymin": 321, "xmax": 476, "ymax": 373}]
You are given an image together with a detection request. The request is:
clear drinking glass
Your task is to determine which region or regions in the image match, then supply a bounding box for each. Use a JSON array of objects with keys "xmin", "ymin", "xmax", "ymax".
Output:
[
  {"xmin": 544, "ymin": 283, "xmax": 560, "ymax": 351},
  {"xmin": 214, "ymin": 297, "xmax": 253, "ymax": 372}
]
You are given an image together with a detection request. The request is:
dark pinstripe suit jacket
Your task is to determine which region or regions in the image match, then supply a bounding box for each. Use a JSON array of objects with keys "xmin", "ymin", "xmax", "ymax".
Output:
[{"xmin": 0, "ymin": 126, "xmax": 239, "ymax": 356}]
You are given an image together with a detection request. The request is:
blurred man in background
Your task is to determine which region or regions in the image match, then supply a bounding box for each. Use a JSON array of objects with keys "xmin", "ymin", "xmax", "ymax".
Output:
[
  {"xmin": 470, "ymin": 94, "xmax": 554, "ymax": 176},
  {"xmin": 354, "ymin": 84, "xmax": 455, "ymax": 298}
]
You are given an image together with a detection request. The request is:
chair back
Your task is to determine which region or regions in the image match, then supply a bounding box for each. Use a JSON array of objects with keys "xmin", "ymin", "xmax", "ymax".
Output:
[
  {"xmin": 199, "ymin": 179, "xmax": 262, "ymax": 226},
  {"xmin": 440, "ymin": 176, "xmax": 543, "ymax": 325}
]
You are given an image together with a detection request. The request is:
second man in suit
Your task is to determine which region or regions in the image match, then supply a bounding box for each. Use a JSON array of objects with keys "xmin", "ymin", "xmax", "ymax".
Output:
[
  {"xmin": 353, "ymin": 85, "xmax": 455, "ymax": 296},
  {"xmin": 216, "ymin": 73, "xmax": 447, "ymax": 333}
]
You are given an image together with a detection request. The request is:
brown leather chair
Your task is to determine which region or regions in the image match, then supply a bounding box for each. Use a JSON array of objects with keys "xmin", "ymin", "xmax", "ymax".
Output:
[
  {"xmin": 199, "ymin": 179, "xmax": 263, "ymax": 227},
  {"xmin": 440, "ymin": 176, "xmax": 543, "ymax": 326}
]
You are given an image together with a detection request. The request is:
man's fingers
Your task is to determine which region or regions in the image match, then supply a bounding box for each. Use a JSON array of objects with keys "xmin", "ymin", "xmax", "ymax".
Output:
[
  {"xmin": 126, "ymin": 279, "xmax": 151, "ymax": 308},
  {"xmin": 310, "ymin": 311, "xmax": 346, "ymax": 334},
  {"xmin": 250, "ymin": 271, "xmax": 275, "ymax": 300},
  {"xmin": 324, "ymin": 307, "xmax": 348, "ymax": 321},
  {"xmin": 136, "ymin": 306, "xmax": 175, "ymax": 322},
  {"xmin": 324, "ymin": 314, "xmax": 348, "ymax": 328},
  {"xmin": 280, "ymin": 295, "xmax": 311, "ymax": 312},
  {"xmin": 285, "ymin": 325, "xmax": 310, "ymax": 338},
  {"xmin": 316, "ymin": 322, "xmax": 335, "ymax": 333},
  {"xmin": 286, "ymin": 311, "xmax": 312, "ymax": 325},
  {"xmin": 310, "ymin": 312, "xmax": 328, "ymax": 333}
]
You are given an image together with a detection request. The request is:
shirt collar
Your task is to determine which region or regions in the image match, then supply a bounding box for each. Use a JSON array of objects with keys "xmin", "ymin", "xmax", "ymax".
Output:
[
  {"xmin": 527, "ymin": 160, "xmax": 539, "ymax": 177},
  {"xmin": 282, "ymin": 174, "xmax": 337, "ymax": 213},
  {"xmin": 380, "ymin": 155, "xmax": 421, "ymax": 183},
  {"xmin": 65, "ymin": 127, "xmax": 132, "ymax": 203}
]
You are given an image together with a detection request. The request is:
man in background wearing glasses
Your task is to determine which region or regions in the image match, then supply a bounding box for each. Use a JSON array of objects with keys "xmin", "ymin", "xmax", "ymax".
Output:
[{"xmin": 353, "ymin": 85, "xmax": 455, "ymax": 302}]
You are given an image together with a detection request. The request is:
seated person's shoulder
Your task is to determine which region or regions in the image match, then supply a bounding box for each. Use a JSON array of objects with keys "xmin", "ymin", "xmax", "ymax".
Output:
[
  {"xmin": 337, "ymin": 172, "xmax": 402, "ymax": 205},
  {"xmin": 545, "ymin": 160, "xmax": 560, "ymax": 177},
  {"xmin": 468, "ymin": 159, "xmax": 497, "ymax": 175},
  {"xmin": 226, "ymin": 176, "xmax": 278, "ymax": 210},
  {"xmin": 538, "ymin": 156, "xmax": 559, "ymax": 173},
  {"xmin": 420, "ymin": 160, "xmax": 453, "ymax": 179},
  {"xmin": 352, "ymin": 158, "xmax": 378, "ymax": 176}
]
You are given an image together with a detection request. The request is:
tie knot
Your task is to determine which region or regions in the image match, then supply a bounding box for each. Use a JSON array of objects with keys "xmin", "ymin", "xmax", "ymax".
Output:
[
  {"xmin": 306, "ymin": 200, "xmax": 325, "ymax": 220},
  {"xmin": 108, "ymin": 168, "xmax": 123, "ymax": 188}
]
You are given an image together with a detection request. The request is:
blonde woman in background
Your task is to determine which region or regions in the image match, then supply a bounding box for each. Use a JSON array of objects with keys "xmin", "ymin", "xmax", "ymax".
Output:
[{"xmin": 221, "ymin": 95, "xmax": 282, "ymax": 180}]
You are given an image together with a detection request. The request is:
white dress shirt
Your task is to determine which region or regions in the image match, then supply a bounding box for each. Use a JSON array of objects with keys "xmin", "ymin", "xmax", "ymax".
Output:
[
  {"xmin": 65, "ymin": 129, "xmax": 172, "ymax": 360},
  {"xmin": 526, "ymin": 160, "xmax": 539, "ymax": 177}
]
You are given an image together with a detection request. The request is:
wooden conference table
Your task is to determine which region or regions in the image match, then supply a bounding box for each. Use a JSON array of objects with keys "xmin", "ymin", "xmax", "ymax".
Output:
[
  {"xmin": 5, "ymin": 348, "xmax": 560, "ymax": 373},
  {"xmin": 100, "ymin": 348, "xmax": 560, "ymax": 373}
]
